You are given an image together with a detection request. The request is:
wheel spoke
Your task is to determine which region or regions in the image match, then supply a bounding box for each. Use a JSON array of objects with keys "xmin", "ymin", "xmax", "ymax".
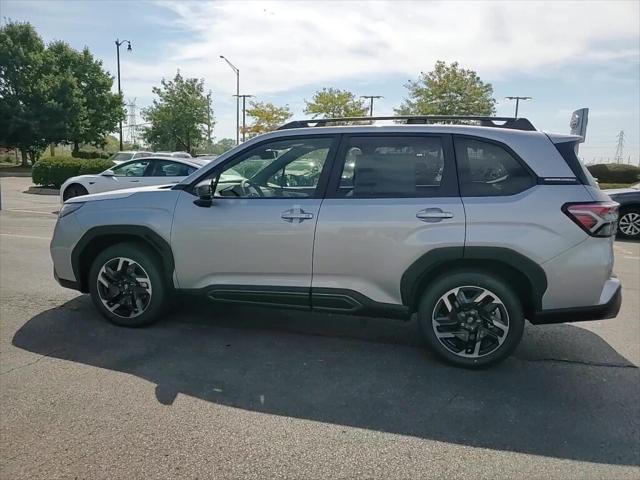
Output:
[{"xmin": 97, "ymin": 257, "xmax": 152, "ymax": 319}]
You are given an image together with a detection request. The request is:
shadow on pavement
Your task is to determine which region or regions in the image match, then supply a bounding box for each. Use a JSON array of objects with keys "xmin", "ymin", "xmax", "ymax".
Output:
[{"xmin": 13, "ymin": 295, "xmax": 640, "ymax": 466}]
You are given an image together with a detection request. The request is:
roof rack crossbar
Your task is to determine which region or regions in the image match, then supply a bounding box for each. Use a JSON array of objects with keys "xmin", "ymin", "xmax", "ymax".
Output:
[{"xmin": 277, "ymin": 115, "xmax": 536, "ymax": 131}]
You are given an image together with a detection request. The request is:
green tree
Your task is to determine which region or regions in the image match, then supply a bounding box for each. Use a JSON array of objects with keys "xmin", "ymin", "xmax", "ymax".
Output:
[
  {"xmin": 142, "ymin": 72, "xmax": 213, "ymax": 153},
  {"xmin": 210, "ymin": 138, "xmax": 235, "ymax": 155},
  {"xmin": 0, "ymin": 21, "xmax": 50, "ymax": 165},
  {"xmin": 396, "ymin": 61, "xmax": 496, "ymax": 116},
  {"xmin": 46, "ymin": 42, "xmax": 124, "ymax": 151},
  {"xmin": 0, "ymin": 22, "xmax": 124, "ymax": 165},
  {"xmin": 244, "ymin": 101, "xmax": 293, "ymax": 137},
  {"xmin": 303, "ymin": 88, "xmax": 367, "ymax": 118}
]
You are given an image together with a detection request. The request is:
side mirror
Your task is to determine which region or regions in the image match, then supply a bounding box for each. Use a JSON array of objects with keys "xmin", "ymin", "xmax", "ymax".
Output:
[
  {"xmin": 102, "ymin": 169, "xmax": 115, "ymax": 177},
  {"xmin": 193, "ymin": 175, "xmax": 220, "ymax": 208}
]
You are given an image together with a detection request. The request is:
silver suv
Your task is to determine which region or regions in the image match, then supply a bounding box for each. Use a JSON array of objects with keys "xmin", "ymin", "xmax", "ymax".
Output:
[{"xmin": 51, "ymin": 116, "xmax": 622, "ymax": 368}]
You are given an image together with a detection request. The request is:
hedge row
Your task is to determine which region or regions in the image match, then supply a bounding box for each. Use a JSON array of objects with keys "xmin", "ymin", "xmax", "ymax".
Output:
[
  {"xmin": 32, "ymin": 156, "xmax": 114, "ymax": 188},
  {"xmin": 71, "ymin": 150, "xmax": 112, "ymax": 160},
  {"xmin": 587, "ymin": 163, "xmax": 640, "ymax": 184}
]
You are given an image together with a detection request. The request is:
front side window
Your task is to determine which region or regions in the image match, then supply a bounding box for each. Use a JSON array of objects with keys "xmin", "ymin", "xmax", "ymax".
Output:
[
  {"xmin": 454, "ymin": 137, "xmax": 535, "ymax": 196},
  {"xmin": 335, "ymin": 135, "xmax": 451, "ymax": 198},
  {"xmin": 198, "ymin": 137, "xmax": 334, "ymax": 198},
  {"xmin": 111, "ymin": 160, "xmax": 151, "ymax": 177}
]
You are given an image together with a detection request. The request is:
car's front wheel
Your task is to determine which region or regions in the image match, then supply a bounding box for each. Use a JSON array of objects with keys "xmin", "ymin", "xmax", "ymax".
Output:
[
  {"xmin": 89, "ymin": 243, "xmax": 167, "ymax": 327},
  {"xmin": 617, "ymin": 207, "xmax": 640, "ymax": 240},
  {"xmin": 418, "ymin": 271, "xmax": 525, "ymax": 368}
]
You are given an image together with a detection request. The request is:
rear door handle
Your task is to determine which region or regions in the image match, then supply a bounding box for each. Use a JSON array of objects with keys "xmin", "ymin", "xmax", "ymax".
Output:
[
  {"xmin": 281, "ymin": 208, "xmax": 314, "ymax": 223},
  {"xmin": 416, "ymin": 208, "xmax": 454, "ymax": 222},
  {"xmin": 129, "ymin": 179, "xmax": 140, "ymax": 183}
]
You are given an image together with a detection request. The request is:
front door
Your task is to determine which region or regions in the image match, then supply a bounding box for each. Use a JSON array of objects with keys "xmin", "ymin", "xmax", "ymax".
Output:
[
  {"xmin": 311, "ymin": 133, "xmax": 466, "ymax": 308},
  {"xmin": 171, "ymin": 135, "xmax": 338, "ymax": 307}
]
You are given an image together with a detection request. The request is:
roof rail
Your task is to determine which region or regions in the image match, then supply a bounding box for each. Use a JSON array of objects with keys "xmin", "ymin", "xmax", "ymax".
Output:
[{"xmin": 277, "ymin": 115, "xmax": 536, "ymax": 132}]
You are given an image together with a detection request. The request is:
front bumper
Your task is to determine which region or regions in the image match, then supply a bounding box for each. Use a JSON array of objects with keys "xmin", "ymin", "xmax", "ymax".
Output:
[
  {"xmin": 54, "ymin": 267, "xmax": 81, "ymax": 291},
  {"xmin": 529, "ymin": 280, "xmax": 621, "ymax": 325}
]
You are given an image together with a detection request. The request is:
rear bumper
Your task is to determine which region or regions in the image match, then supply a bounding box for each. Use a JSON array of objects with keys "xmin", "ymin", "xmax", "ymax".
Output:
[{"xmin": 529, "ymin": 279, "xmax": 621, "ymax": 325}]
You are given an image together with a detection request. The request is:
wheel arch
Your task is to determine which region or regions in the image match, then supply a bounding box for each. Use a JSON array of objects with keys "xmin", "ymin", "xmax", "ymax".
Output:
[
  {"xmin": 62, "ymin": 183, "xmax": 88, "ymax": 201},
  {"xmin": 72, "ymin": 225, "xmax": 175, "ymax": 293},
  {"xmin": 400, "ymin": 247, "xmax": 547, "ymax": 316}
]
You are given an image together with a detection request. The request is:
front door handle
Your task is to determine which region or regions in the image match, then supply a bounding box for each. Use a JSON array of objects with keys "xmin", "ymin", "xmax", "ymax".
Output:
[
  {"xmin": 416, "ymin": 208, "xmax": 454, "ymax": 222},
  {"xmin": 281, "ymin": 208, "xmax": 314, "ymax": 223}
]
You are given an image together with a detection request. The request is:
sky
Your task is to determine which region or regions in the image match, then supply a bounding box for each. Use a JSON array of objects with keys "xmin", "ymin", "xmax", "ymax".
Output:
[{"xmin": 2, "ymin": 0, "xmax": 639, "ymax": 164}]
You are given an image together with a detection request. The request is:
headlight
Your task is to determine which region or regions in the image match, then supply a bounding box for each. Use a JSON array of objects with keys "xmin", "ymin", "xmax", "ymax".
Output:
[{"xmin": 59, "ymin": 202, "xmax": 84, "ymax": 218}]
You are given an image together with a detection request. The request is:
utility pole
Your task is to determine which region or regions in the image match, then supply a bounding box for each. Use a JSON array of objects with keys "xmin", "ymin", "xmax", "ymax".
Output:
[
  {"xmin": 360, "ymin": 95, "xmax": 383, "ymax": 116},
  {"xmin": 234, "ymin": 94, "xmax": 254, "ymax": 142},
  {"xmin": 220, "ymin": 55, "xmax": 240, "ymax": 145},
  {"xmin": 614, "ymin": 130, "xmax": 625, "ymax": 164},
  {"xmin": 115, "ymin": 39, "xmax": 132, "ymax": 150},
  {"xmin": 505, "ymin": 96, "xmax": 532, "ymax": 117}
]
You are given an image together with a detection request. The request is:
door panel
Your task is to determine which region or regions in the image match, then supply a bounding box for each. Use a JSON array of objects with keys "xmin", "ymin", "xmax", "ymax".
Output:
[
  {"xmin": 312, "ymin": 197, "xmax": 465, "ymax": 304},
  {"xmin": 171, "ymin": 193, "xmax": 321, "ymax": 290}
]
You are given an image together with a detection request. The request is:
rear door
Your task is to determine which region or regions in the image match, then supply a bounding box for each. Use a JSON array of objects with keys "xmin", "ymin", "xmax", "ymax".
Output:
[{"xmin": 311, "ymin": 133, "xmax": 465, "ymax": 309}]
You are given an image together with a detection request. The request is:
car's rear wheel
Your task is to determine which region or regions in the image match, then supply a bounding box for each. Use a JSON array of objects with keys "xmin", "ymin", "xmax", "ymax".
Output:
[
  {"xmin": 617, "ymin": 207, "xmax": 640, "ymax": 240},
  {"xmin": 418, "ymin": 271, "xmax": 525, "ymax": 368},
  {"xmin": 63, "ymin": 184, "xmax": 88, "ymax": 201},
  {"xmin": 89, "ymin": 243, "xmax": 167, "ymax": 327}
]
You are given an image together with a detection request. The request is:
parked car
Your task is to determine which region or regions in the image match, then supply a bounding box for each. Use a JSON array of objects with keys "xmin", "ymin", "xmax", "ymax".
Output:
[
  {"xmin": 108, "ymin": 151, "xmax": 154, "ymax": 164},
  {"xmin": 155, "ymin": 151, "xmax": 192, "ymax": 159},
  {"xmin": 51, "ymin": 116, "xmax": 621, "ymax": 368},
  {"xmin": 605, "ymin": 182, "xmax": 640, "ymax": 240},
  {"xmin": 59, "ymin": 157, "xmax": 205, "ymax": 202}
]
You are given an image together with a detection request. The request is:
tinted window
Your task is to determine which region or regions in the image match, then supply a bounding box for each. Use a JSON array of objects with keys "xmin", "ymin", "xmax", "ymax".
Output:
[
  {"xmin": 197, "ymin": 137, "xmax": 334, "ymax": 198},
  {"xmin": 111, "ymin": 152, "xmax": 133, "ymax": 162},
  {"xmin": 112, "ymin": 160, "xmax": 151, "ymax": 177},
  {"xmin": 336, "ymin": 136, "xmax": 451, "ymax": 198},
  {"xmin": 151, "ymin": 160, "xmax": 194, "ymax": 177},
  {"xmin": 554, "ymin": 141, "xmax": 597, "ymax": 187},
  {"xmin": 454, "ymin": 137, "xmax": 535, "ymax": 196}
]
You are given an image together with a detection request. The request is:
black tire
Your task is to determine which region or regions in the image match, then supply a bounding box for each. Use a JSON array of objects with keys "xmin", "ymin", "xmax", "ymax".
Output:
[
  {"xmin": 417, "ymin": 270, "xmax": 525, "ymax": 369},
  {"xmin": 616, "ymin": 207, "xmax": 640, "ymax": 240},
  {"xmin": 89, "ymin": 243, "xmax": 167, "ymax": 327},
  {"xmin": 63, "ymin": 184, "xmax": 88, "ymax": 201}
]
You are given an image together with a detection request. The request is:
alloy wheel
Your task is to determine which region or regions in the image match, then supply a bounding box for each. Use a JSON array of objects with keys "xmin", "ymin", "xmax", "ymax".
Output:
[
  {"xmin": 431, "ymin": 286, "xmax": 509, "ymax": 358},
  {"xmin": 618, "ymin": 212, "xmax": 640, "ymax": 237},
  {"xmin": 96, "ymin": 257, "xmax": 153, "ymax": 318}
]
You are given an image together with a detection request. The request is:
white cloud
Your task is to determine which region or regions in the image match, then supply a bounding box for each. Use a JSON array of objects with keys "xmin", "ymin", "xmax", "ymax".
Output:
[{"xmin": 123, "ymin": 0, "xmax": 639, "ymax": 98}]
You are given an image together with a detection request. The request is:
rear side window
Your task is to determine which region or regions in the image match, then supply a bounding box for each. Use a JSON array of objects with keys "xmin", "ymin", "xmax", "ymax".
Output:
[
  {"xmin": 454, "ymin": 137, "xmax": 535, "ymax": 197},
  {"xmin": 553, "ymin": 141, "xmax": 597, "ymax": 187},
  {"xmin": 334, "ymin": 135, "xmax": 456, "ymax": 198}
]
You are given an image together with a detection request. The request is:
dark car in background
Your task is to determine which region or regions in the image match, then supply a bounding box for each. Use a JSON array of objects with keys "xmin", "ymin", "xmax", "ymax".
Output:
[{"xmin": 605, "ymin": 182, "xmax": 640, "ymax": 240}]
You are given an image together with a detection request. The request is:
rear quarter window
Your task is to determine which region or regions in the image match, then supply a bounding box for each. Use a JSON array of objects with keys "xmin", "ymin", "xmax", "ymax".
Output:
[{"xmin": 454, "ymin": 137, "xmax": 536, "ymax": 197}]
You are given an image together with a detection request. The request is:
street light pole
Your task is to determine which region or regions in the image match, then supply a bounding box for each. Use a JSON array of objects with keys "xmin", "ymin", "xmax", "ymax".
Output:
[
  {"xmin": 115, "ymin": 39, "xmax": 132, "ymax": 151},
  {"xmin": 220, "ymin": 55, "xmax": 240, "ymax": 145},
  {"xmin": 234, "ymin": 94, "xmax": 254, "ymax": 142},
  {"xmin": 361, "ymin": 95, "xmax": 383, "ymax": 116},
  {"xmin": 505, "ymin": 96, "xmax": 532, "ymax": 118}
]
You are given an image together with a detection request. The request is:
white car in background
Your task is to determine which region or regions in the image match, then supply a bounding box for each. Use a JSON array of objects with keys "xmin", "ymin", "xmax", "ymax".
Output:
[{"xmin": 60, "ymin": 157, "xmax": 206, "ymax": 202}]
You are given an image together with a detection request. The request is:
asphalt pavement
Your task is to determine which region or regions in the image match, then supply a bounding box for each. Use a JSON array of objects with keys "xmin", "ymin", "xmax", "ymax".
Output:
[{"xmin": 1, "ymin": 176, "xmax": 639, "ymax": 479}]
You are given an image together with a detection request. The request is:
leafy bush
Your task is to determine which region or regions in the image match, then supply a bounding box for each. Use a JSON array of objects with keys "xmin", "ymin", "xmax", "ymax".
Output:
[
  {"xmin": 71, "ymin": 150, "xmax": 111, "ymax": 160},
  {"xmin": 587, "ymin": 164, "xmax": 640, "ymax": 184},
  {"xmin": 32, "ymin": 156, "xmax": 114, "ymax": 188}
]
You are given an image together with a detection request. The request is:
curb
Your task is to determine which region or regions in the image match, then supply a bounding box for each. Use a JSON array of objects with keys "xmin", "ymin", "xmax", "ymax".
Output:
[
  {"xmin": 0, "ymin": 171, "xmax": 32, "ymax": 178},
  {"xmin": 26, "ymin": 186, "xmax": 59, "ymax": 196}
]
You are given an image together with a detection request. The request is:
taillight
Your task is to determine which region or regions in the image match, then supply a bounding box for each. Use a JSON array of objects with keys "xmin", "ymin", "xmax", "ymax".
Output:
[{"xmin": 562, "ymin": 201, "xmax": 619, "ymax": 237}]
